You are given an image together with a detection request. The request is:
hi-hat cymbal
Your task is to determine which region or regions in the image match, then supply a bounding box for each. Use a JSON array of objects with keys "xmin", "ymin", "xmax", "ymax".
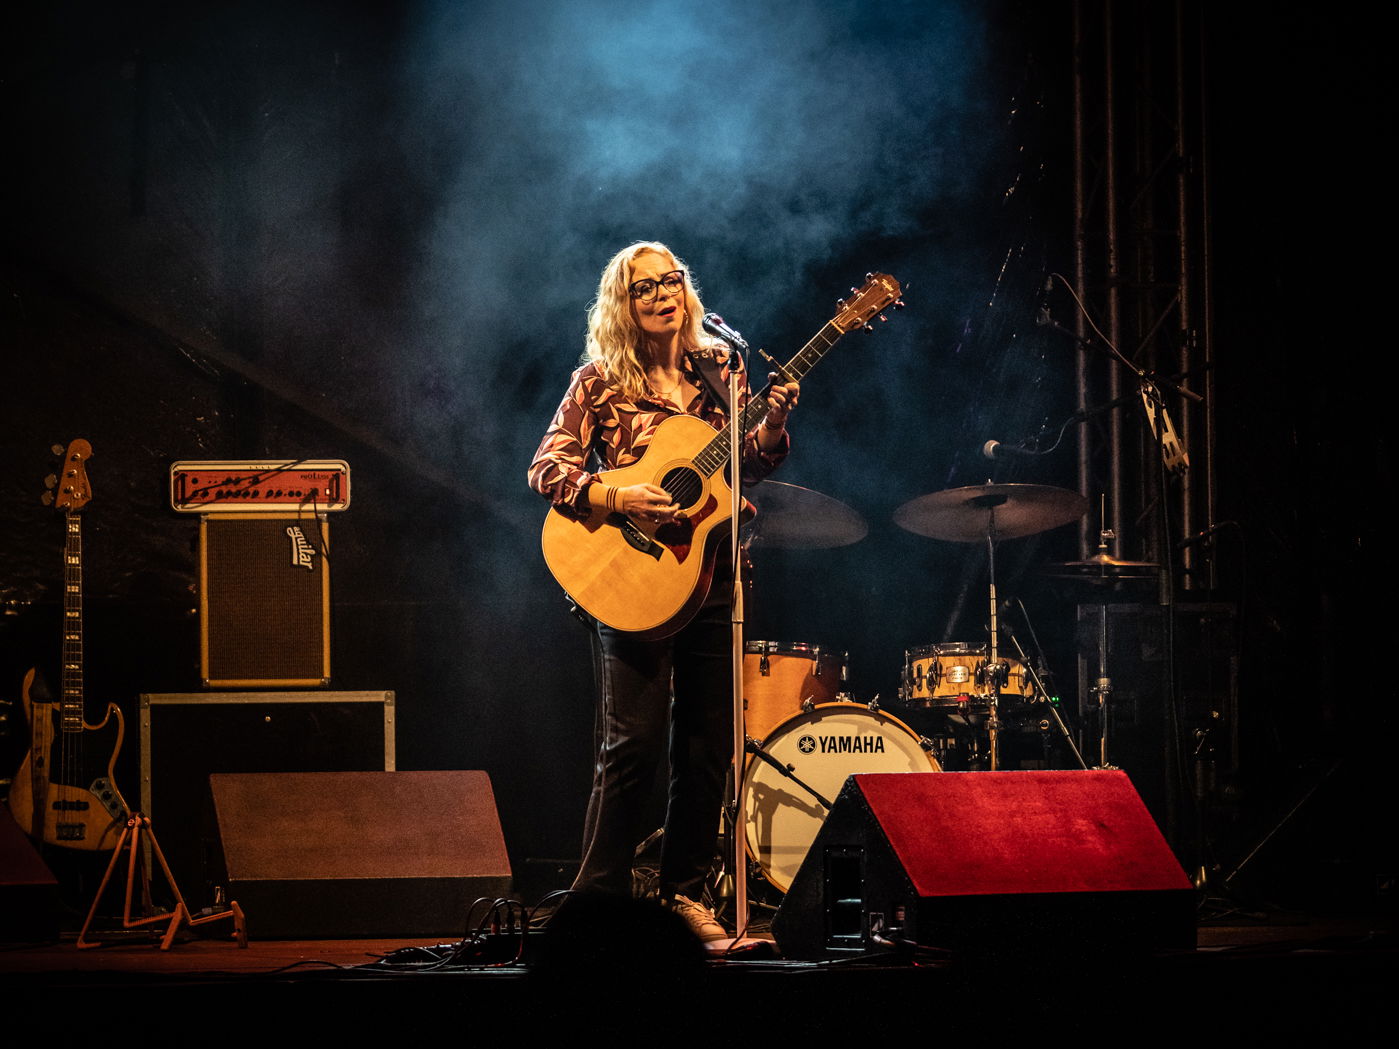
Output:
[
  {"xmin": 1043, "ymin": 550, "xmax": 1159, "ymax": 580},
  {"xmin": 893, "ymin": 483, "xmax": 1089, "ymax": 542},
  {"xmin": 744, "ymin": 481, "xmax": 868, "ymax": 549}
]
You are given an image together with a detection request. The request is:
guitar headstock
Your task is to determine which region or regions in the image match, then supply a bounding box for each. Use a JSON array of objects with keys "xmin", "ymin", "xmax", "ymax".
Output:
[
  {"xmin": 43, "ymin": 439, "xmax": 94, "ymax": 512},
  {"xmin": 831, "ymin": 272, "xmax": 903, "ymax": 334}
]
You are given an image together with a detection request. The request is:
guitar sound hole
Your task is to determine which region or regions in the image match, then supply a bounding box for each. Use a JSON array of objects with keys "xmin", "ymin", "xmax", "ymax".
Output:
[{"xmin": 661, "ymin": 467, "xmax": 704, "ymax": 510}]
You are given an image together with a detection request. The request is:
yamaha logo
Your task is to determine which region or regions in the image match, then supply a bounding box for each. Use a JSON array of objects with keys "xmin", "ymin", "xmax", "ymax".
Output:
[{"xmin": 811, "ymin": 735, "xmax": 887, "ymax": 754}]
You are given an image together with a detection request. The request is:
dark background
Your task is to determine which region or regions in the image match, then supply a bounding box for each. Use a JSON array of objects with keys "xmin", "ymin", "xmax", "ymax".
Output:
[{"xmin": 2, "ymin": 2, "xmax": 1386, "ymax": 910}]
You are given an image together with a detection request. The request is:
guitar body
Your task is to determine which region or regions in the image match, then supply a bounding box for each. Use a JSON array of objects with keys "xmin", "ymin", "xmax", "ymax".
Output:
[
  {"xmin": 7, "ymin": 667, "xmax": 127, "ymax": 851},
  {"xmin": 541, "ymin": 413, "xmax": 732, "ymax": 637},
  {"xmin": 539, "ymin": 272, "xmax": 902, "ymax": 636}
]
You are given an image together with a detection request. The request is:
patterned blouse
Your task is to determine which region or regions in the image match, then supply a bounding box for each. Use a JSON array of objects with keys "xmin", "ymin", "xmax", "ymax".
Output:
[{"xmin": 527, "ymin": 346, "xmax": 789, "ymax": 519}]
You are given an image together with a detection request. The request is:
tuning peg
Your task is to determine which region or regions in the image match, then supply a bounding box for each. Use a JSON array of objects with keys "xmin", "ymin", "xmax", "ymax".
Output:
[
  {"xmin": 892, "ymin": 299, "xmax": 905, "ymax": 310},
  {"xmin": 44, "ymin": 472, "xmax": 57, "ymax": 489},
  {"xmin": 51, "ymin": 443, "xmax": 64, "ymax": 456},
  {"xmin": 863, "ymin": 323, "xmax": 874, "ymax": 333},
  {"xmin": 41, "ymin": 491, "xmax": 54, "ymax": 506},
  {"xmin": 879, "ymin": 314, "xmax": 888, "ymax": 323},
  {"xmin": 865, "ymin": 272, "xmax": 873, "ymax": 280}
]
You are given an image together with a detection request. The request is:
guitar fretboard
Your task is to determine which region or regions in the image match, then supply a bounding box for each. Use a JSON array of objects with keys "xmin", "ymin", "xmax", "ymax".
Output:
[
  {"xmin": 693, "ymin": 319, "xmax": 847, "ymax": 478},
  {"xmin": 61, "ymin": 513, "xmax": 83, "ymax": 732}
]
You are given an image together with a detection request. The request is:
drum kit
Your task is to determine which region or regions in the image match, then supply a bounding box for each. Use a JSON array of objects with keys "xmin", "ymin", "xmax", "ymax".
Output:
[{"xmin": 736, "ymin": 479, "xmax": 1151, "ymax": 897}]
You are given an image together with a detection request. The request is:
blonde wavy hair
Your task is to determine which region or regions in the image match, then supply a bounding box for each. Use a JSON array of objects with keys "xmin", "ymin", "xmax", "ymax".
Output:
[{"xmin": 585, "ymin": 241, "xmax": 712, "ymax": 402}]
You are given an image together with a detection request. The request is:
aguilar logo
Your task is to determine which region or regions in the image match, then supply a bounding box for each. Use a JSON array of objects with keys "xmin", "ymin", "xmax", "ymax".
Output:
[
  {"xmin": 286, "ymin": 526, "xmax": 317, "ymax": 570},
  {"xmin": 798, "ymin": 733, "xmax": 885, "ymax": 755}
]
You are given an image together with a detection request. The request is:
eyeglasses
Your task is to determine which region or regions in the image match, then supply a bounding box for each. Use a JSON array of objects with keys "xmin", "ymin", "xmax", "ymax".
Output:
[{"xmin": 628, "ymin": 270, "xmax": 686, "ymax": 304}]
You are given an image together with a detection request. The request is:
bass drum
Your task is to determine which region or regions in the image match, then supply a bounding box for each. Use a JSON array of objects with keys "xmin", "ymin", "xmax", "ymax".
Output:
[{"xmin": 742, "ymin": 703, "xmax": 940, "ymax": 894}]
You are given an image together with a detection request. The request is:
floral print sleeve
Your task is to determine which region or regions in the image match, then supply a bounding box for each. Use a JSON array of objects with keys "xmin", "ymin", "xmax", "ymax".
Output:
[{"xmin": 527, "ymin": 351, "xmax": 788, "ymax": 520}]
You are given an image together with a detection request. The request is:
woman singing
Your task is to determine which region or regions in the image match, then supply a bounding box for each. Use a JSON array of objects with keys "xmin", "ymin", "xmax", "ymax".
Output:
[{"xmin": 527, "ymin": 241, "xmax": 798, "ymax": 942}]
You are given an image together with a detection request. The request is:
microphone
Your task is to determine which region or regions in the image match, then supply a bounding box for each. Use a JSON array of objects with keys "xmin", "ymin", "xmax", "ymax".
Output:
[
  {"xmin": 702, "ymin": 313, "xmax": 749, "ymax": 351},
  {"xmin": 982, "ymin": 439, "xmax": 1039, "ymax": 460},
  {"xmin": 1034, "ymin": 277, "xmax": 1053, "ymax": 326},
  {"xmin": 1176, "ymin": 521, "xmax": 1232, "ymax": 551}
]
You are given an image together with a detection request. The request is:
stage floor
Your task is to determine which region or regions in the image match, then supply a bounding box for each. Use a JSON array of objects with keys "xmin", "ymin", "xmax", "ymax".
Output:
[{"xmin": 2, "ymin": 903, "xmax": 1393, "ymax": 1039}]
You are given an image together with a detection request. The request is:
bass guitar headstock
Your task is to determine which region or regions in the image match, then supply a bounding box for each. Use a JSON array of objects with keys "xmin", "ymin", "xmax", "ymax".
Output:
[{"xmin": 43, "ymin": 439, "xmax": 94, "ymax": 512}]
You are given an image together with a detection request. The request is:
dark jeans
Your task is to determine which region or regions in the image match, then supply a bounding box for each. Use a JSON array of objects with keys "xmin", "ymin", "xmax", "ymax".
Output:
[{"xmin": 573, "ymin": 583, "xmax": 736, "ymax": 902}]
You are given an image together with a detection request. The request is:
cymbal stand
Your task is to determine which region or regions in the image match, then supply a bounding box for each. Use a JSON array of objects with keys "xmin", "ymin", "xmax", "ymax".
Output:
[
  {"xmin": 980, "ymin": 502, "xmax": 1005, "ymax": 771},
  {"xmin": 1079, "ymin": 505, "xmax": 1122, "ymax": 770}
]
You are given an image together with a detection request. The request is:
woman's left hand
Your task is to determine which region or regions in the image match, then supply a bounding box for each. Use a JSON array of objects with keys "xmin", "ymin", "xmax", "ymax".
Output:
[{"xmin": 764, "ymin": 375, "xmax": 800, "ymax": 431}]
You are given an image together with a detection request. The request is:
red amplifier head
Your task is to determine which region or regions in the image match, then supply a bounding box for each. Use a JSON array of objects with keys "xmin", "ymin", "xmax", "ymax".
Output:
[{"xmin": 170, "ymin": 460, "xmax": 350, "ymax": 512}]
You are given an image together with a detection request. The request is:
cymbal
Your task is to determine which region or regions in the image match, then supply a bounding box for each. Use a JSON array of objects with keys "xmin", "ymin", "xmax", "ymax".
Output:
[
  {"xmin": 744, "ymin": 481, "xmax": 868, "ymax": 549},
  {"xmin": 1043, "ymin": 551, "xmax": 1159, "ymax": 580},
  {"xmin": 893, "ymin": 483, "xmax": 1089, "ymax": 543}
]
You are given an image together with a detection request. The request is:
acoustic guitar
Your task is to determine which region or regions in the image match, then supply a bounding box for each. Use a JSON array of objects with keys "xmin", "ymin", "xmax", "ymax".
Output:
[
  {"xmin": 7, "ymin": 439, "xmax": 128, "ymax": 850},
  {"xmin": 541, "ymin": 273, "xmax": 902, "ymax": 637}
]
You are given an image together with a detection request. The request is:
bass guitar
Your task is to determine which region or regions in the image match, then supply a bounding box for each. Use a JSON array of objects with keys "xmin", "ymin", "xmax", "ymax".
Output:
[
  {"xmin": 541, "ymin": 272, "xmax": 902, "ymax": 637},
  {"xmin": 7, "ymin": 439, "xmax": 128, "ymax": 850}
]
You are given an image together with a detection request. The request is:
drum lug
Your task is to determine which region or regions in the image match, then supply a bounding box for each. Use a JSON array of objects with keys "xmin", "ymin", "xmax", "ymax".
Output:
[
  {"xmin": 801, "ymin": 695, "xmax": 816, "ymax": 713},
  {"xmin": 759, "ymin": 653, "xmax": 770, "ymax": 675},
  {"xmin": 918, "ymin": 735, "xmax": 936, "ymax": 751},
  {"xmin": 866, "ymin": 692, "xmax": 881, "ymax": 713}
]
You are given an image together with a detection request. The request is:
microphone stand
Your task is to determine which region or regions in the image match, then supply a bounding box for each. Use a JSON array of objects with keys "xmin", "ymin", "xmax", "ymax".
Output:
[
  {"xmin": 1000, "ymin": 610, "xmax": 1088, "ymax": 770},
  {"xmin": 1042, "ymin": 284, "xmax": 1201, "ymax": 857},
  {"xmin": 727, "ymin": 352, "xmax": 748, "ymax": 941}
]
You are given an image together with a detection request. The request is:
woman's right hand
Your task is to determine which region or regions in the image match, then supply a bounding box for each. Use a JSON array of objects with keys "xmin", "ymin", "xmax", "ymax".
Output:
[{"xmin": 616, "ymin": 483, "xmax": 680, "ymax": 523}]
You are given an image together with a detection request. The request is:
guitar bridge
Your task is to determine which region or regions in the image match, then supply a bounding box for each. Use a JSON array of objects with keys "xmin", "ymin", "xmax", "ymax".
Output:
[{"xmin": 615, "ymin": 517, "xmax": 663, "ymax": 561}]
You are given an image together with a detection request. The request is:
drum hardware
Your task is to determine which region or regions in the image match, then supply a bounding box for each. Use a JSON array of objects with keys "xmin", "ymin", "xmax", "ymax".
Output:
[
  {"xmin": 1041, "ymin": 511, "xmax": 1156, "ymax": 768},
  {"xmin": 742, "ymin": 735, "xmax": 835, "ymax": 812},
  {"xmin": 895, "ymin": 483, "xmax": 1088, "ymax": 771}
]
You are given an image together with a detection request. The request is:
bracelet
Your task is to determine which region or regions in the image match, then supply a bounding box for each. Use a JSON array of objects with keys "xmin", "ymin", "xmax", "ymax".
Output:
[
  {"xmin": 605, "ymin": 485, "xmax": 618, "ymax": 513},
  {"xmin": 762, "ymin": 415, "xmax": 785, "ymax": 432}
]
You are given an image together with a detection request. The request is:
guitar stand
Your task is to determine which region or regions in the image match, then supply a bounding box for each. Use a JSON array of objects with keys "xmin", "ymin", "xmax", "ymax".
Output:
[{"xmin": 76, "ymin": 810, "xmax": 247, "ymax": 951}]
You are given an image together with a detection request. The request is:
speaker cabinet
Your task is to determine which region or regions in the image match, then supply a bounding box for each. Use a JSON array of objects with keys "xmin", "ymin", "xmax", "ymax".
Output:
[
  {"xmin": 200, "ymin": 512, "xmax": 331, "ymax": 687},
  {"xmin": 210, "ymin": 770, "xmax": 512, "ymax": 939},
  {"xmin": 772, "ymin": 770, "xmax": 1194, "ymax": 960},
  {"xmin": 140, "ymin": 690, "xmax": 395, "ymax": 907}
]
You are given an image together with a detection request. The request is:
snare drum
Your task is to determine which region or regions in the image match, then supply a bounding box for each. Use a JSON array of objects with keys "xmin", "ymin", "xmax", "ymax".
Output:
[
  {"xmin": 743, "ymin": 641, "xmax": 847, "ymax": 745},
  {"xmin": 742, "ymin": 703, "xmax": 939, "ymax": 893},
  {"xmin": 900, "ymin": 641, "xmax": 1032, "ymax": 712}
]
